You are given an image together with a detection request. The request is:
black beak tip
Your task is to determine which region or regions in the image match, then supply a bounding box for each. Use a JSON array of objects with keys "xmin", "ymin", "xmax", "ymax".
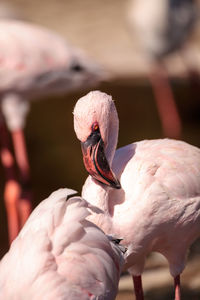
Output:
[{"xmin": 111, "ymin": 180, "xmax": 121, "ymax": 189}]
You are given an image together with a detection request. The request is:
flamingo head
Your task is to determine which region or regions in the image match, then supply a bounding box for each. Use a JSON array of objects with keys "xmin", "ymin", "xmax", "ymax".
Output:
[{"xmin": 73, "ymin": 90, "xmax": 121, "ymax": 189}]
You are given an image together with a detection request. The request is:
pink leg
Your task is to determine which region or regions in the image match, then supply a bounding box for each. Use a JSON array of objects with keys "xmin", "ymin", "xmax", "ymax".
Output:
[
  {"xmin": 0, "ymin": 122, "xmax": 21, "ymax": 244},
  {"xmin": 149, "ymin": 67, "xmax": 182, "ymax": 139},
  {"xmin": 174, "ymin": 275, "xmax": 181, "ymax": 300},
  {"xmin": 11, "ymin": 129, "xmax": 32, "ymax": 228},
  {"xmin": 133, "ymin": 275, "xmax": 144, "ymax": 300}
]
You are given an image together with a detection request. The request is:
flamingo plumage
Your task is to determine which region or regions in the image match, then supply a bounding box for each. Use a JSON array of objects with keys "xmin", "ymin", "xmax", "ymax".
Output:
[
  {"xmin": 0, "ymin": 188, "xmax": 125, "ymax": 299},
  {"xmin": 73, "ymin": 90, "xmax": 200, "ymax": 300},
  {"xmin": 0, "ymin": 19, "xmax": 102, "ymax": 244}
]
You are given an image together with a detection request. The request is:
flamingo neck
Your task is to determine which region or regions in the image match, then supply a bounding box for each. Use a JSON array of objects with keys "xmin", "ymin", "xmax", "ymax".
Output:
[
  {"xmin": 81, "ymin": 99, "xmax": 119, "ymax": 226},
  {"xmin": 1, "ymin": 93, "xmax": 30, "ymax": 131},
  {"xmin": 104, "ymin": 108, "xmax": 119, "ymax": 165},
  {"xmin": 82, "ymin": 176, "xmax": 110, "ymax": 213},
  {"xmin": 82, "ymin": 177, "xmax": 114, "ymax": 232},
  {"xmin": 85, "ymin": 104, "xmax": 119, "ymax": 214}
]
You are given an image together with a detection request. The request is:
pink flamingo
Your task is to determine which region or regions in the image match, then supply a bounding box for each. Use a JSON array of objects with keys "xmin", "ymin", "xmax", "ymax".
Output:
[
  {"xmin": 0, "ymin": 19, "xmax": 102, "ymax": 244},
  {"xmin": 0, "ymin": 188, "xmax": 125, "ymax": 299},
  {"xmin": 73, "ymin": 90, "xmax": 200, "ymax": 300},
  {"xmin": 127, "ymin": 0, "xmax": 197, "ymax": 139}
]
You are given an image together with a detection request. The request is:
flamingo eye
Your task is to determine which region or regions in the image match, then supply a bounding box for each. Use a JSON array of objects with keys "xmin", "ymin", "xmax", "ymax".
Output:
[{"xmin": 92, "ymin": 122, "xmax": 99, "ymax": 132}]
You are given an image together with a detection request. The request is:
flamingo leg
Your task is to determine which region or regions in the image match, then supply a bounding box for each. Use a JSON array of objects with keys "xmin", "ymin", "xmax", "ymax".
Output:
[
  {"xmin": 149, "ymin": 66, "xmax": 182, "ymax": 139},
  {"xmin": 132, "ymin": 275, "xmax": 144, "ymax": 300},
  {"xmin": 11, "ymin": 129, "xmax": 32, "ymax": 228},
  {"xmin": 174, "ymin": 275, "xmax": 181, "ymax": 300},
  {"xmin": 0, "ymin": 121, "xmax": 21, "ymax": 244}
]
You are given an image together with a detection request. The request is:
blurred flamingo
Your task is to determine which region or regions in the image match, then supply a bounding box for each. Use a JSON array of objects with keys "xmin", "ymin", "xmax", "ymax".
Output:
[
  {"xmin": 0, "ymin": 19, "xmax": 103, "ymax": 244},
  {"xmin": 127, "ymin": 0, "xmax": 198, "ymax": 139},
  {"xmin": 73, "ymin": 90, "xmax": 200, "ymax": 300},
  {"xmin": 0, "ymin": 188, "xmax": 125, "ymax": 299}
]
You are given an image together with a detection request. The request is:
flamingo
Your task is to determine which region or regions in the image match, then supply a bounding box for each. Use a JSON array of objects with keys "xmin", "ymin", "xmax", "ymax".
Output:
[
  {"xmin": 0, "ymin": 19, "xmax": 103, "ymax": 243},
  {"xmin": 73, "ymin": 90, "xmax": 200, "ymax": 300},
  {"xmin": 127, "ymin": 0, "xmax": 198, "ymax": 139},
  {"xmin": 0, "ymin": 188, "xmax": 125, "ymax": 299}
]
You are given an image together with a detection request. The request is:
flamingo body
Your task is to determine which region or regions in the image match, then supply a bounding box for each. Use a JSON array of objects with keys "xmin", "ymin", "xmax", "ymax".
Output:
[
  {"xmin": 0, "ymin": 188, "xmax": 124, "ymax": 299},
  {"xmin": 84, "ymin": 138, "xmax": 200, "ymax": 276},
  {"xmin": 73, "ymin": 91, "xmax": 200, "ymax": 297}
]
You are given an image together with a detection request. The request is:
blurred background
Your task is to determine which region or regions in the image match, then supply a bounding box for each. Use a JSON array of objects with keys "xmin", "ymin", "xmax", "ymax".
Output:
[{"xmin": 0, "ymin": 0, "xmax": 200, "ymax": 299}]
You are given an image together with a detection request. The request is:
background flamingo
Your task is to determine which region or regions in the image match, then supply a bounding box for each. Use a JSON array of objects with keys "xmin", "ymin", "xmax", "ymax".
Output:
[
  {"xmin": 0, "ymin": 188, "xmax": 125, "ymax": 299},
  {"xmin": 73, "ymin": 90, "xmax": 200, "ymax": 300},
  {"xmin": 0, "ymin": 19, "xmax": 103, "ymax": 244},
  {"xmin": 127, "ymin": 0, "xmax": 198, "ymax": 139}
]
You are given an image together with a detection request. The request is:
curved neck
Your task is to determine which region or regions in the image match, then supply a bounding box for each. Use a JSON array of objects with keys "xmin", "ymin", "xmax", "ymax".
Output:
[
  {"xmin": 104, "ymin": 106, "xmax": 119, "ymax": 165},
  {"xmin": 82, "ymin": 175, "xmax": 111, "ymax": 213},
  {"xmin": 82, "ymin": 176, "xmax": 113, "ymax": 232}
]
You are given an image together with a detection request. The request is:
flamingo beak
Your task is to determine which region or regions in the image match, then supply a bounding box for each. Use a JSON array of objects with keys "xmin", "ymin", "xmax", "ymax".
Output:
[{"xmin": 81, "ymin": 131, "xmax": 121, "ymax": 189}]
